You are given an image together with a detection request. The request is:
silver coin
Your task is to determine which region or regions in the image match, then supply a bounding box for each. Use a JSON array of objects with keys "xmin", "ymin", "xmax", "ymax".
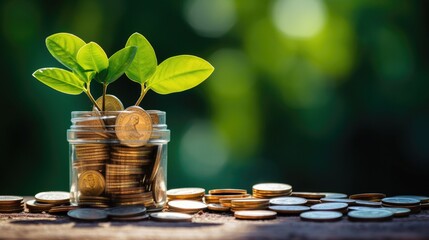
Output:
[
  {"xmin": 110, "ymin": 214, "xmax": 150, "ymax": 221},
  {"xmin": 348, "ymin": 209, "xmax": 393, "ymax": 221},
  {"xmin": 106, "ymin": 206, "xmax": 147, "ymax": 217},
  {"xmin": 300, "ymin": 211, "xmax": 343, "ymax": 221},
  {"xmin": 381, "ymin": 207, "xmax": 411, "ymax": 217},
  {"xmin": 382, "ymin": 197, "xmax": 420, "ymax": 206},
  {"xmin": 355, "ymin": 200, "xmax": 382, "ymax": 207},
  {"xmin": 269, "ymin": 197, "xmax": 307, "ymax": 206},
  {"xmin": 348, "ymin": 206, "xmax": 379, "ymax": 211},
  {"xmin": 67, "ymin": 208, "xmax": 108, "ymax": 221},
  {"xmin": 150, "ymin": 212, "xmax": 193, "ymax": 222},
  {"xmin": 269, "ymin": 205, "xmax": 310, "ymax": 214},
  {"xmin": 321, "ymin": 198, "xmax": 356, "ymax": 204},
  {"xmin": 311, "ymin": 203, "xmax": 348, "ymax": 211},
  {"xmin": 321, "ymin": 193, "xmax": 348, "ymax": 199},
  {"xmin": 394, "ymin": 195, "xmax": 429, "ymax": 203}
]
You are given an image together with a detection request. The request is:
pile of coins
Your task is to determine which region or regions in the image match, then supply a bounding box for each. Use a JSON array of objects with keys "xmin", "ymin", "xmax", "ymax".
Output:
[
  {"xmin": 26, "ymin": 191, "xmax": 75, "ymax": 214},
  {"xmin": 0, "ymin": 196, "xmax": 24, "ymax": 213},
  {"xmin": 69, "ymin": 95, "xmax": 169, "ymax": 208},
  {"xmin": 252, "ymin": 183, "xmax": 292, "ymax": 198}
]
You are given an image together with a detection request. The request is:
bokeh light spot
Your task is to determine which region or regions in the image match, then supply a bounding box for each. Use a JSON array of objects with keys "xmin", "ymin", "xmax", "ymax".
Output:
[
  {"xmin": 271, "ymin": 0, "xmax": 327, "ymax": 38},
  {"xmin": 184, "ymin": 0, "xmax": 236, "ymax": 38}
]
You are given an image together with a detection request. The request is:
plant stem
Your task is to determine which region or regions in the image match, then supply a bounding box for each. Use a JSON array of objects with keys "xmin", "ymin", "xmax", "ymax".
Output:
[
  {"xmin": 102, "ymin": 83, "xmax": 108, "ymax": 111},
  {"xmin": 86, "ymin": 83, "xmax": 101, "ymax": 111},
  {"xmin": 135, "ymin": 84, "xmax": 149, "ymax": 106}
]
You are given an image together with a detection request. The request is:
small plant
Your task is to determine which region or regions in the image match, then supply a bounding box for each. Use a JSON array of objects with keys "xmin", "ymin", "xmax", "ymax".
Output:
[{"xmin": 33, "ymin": 32, "xmax": 214, "ymax": 110}]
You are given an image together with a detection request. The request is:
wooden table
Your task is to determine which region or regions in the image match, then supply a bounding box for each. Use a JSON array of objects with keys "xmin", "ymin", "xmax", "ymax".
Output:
[{"xmin": 1, "ymin": 208, "xmax": 429, "ymax": 239}]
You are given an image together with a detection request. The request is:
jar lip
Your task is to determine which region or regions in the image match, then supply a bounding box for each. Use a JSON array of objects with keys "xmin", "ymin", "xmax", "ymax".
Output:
[{"xmin": 71, "ymin": 110, "xmax": 166, "ymax": 114}]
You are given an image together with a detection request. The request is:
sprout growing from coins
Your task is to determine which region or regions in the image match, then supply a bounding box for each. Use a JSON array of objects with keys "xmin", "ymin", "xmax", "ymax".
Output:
[{"xmin": 33, "ymin": 32, "xmax": 214, "ymax": 111}]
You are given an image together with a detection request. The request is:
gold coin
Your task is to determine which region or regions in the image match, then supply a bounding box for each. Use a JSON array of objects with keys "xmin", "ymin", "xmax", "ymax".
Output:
[
  {"xmin": 0, "ymin": 196, "xmax": 23, "ymax": 205},
  {"xmin": 115, "ymin": 106, "xmax": 153, "ymax": 147},
  {"xmin": 234, "ymin": 210, "xmax": 277, "ymax": 220},
  {"xmin": 149, "ymin": 145, "xmax": 163, "ymax": 182},
  {"xmin": 207, "ymin": 203, "xmax": 230, "ymax": 212},
  {"xmin": 349, "ymin": 193, "xmax": 386, "ymax": 200},
  {"xmin": 95, "ymin": 94, "xmax": 124, "ymax": 111},
  {"xmin": 167, "ymin": 188, "xmax": 206, "ymax": 200},
  {"xmin": 153, "ymin": 167, "xmax": 167, "ymax": 204},
  {"xmin": 167, "ymin": 200, "xmax": 207, "ymax": 213},
  {"xmin": 78, "ymin": 170, "xmax": 106, "ymax": 196},
  {"xmin": 209, "ymin": 189, "xmax": 247, "ymax": 195},
  {"xmin": 291, "ymin": 192, "xmax": 326, "ymax": 199}
]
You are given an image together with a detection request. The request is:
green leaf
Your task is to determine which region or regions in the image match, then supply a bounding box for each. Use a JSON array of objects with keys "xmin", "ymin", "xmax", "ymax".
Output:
[
  {"xmin": 32, "ymin": 68, "xmax": 85, "ymax": 95},
  {"xmin": 147, "ymin": 55, "xmax": 214, "ymax": 94},
  {"xmin": 45, "ymin": 33, "xmax": 87, "ymax": 81},
  {"xmin": 77, "ymin": 42, "xmax": 109, "ymax": 74},
  {"xmin": 125, "ymin": 32, "xmax": 157, "ymax": 84},
  {"xmin": 104, "ymin": 46, "xmax": 137, "ymax": 84}
]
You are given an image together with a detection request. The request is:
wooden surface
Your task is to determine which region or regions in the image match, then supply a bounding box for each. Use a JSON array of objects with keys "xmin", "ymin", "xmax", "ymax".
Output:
[{"xmin": 1, "ymin": 209, "xmax": 429, "ymax": 240}]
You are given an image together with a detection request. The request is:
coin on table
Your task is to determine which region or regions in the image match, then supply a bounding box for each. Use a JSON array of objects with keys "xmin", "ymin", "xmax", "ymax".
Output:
[
  {"xmin": 269, "ymin": 205, "xmax": 310, "ymax": 215},
  {"xmin": 209, "ymin": 189, "xmax": 247, "ymax": 195},
  {"xmin": 291, "ymin": 192, "xmax": 325, "ymax": 199},
  {"xmin": 111, "ymin": 214, "xmax": 149, "ymax": 221},
  {"xmin": 78, "ymin": 170, "xmax": 106, "ymax": 196},
  {"xmin": 106, "ymin": 206, "xmax": 147, "ymax": 218},
  {"xmin": 349, "ymin": 193, "xmax": 386, "ymax": 200},
  {"xmin": 207, "ymin": 203, "xmax": 230, "ymax": 212},
  {"xmin": 355, "ymin": 200, "xmax": 382, "ymax": 207},
  {"xmin": 234, "ymin": 210, "xmax": 277, "ymax": 220},
  {"xmin": 35, "ymin": 191, "xmax": 70, "ymax": 204},
  {"xmin": 311, "ymin": 203, "xmax": 348, "ymax": 212},
  {"xmin": 321, "ymin": 198, "xmax": 356, "ymax": 205},
  {"xmin": 67, "ymin": 208, "xmax": 108, "ymax": 221},
  {"xmin": 394, "ymin": 195, "xmax": 429, "ymax": 203},
  {"xmin": 348, "ymin": 209, "xmax": 393, "ymax": 221},
  {"xmin": 95, "ymin": 94, "xmax": 124, "ymax": 111},
  {"xmin": 49, "ymin": 205, "xmax": 79, "ymax": 214},
  {"xmin": 381, "ymin": 197, "xmax": 420, "ymax": 206},
  {"xmin": 0, "ymin": 196, "xmax": 23, "ymax": 205},
  {"xmin": 269, "ymin": 196, "xmax": 307, "ymax": 206},
  {"xmin": 381, "ymin": 207, "xmax": 411, "ymax": 217},
  {"xmin": 25, "ymin": 199, "xmax": 54, "ymax": 212},
  {"xmin": 348, "ymin": 206, "xmax": 379, "ymax": 211},
  {"xmin": 150, "ymin": 212, "xmax": 193, "ymax": 222},
  {"xmin": 115, "ymin": 106, "xmax": 153, "ymax": 147},
  {"xmin": 322, "ymin": 193, "xmax": 348, "ymax": 199},
  {"xmin": 167, "ymin": 188, "xmax": 206, "ymax": 200},
  {"xmin": 253, "ymin": 183, "xmax": 292, "ymax": 193},
  {"xmin": 300, "ymin": 211, "xmax": 343, "ymax": 222},
  {"xmin": 167, "ymin": 200, "xmax": 207, "ymax": 213}
]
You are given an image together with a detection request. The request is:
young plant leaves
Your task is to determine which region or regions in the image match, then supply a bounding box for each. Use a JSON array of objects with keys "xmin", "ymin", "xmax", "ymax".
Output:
[
  {"xmin": 104, "ymin": 46, "xmax": 137, "ymax": 84},
  {"xmin": 77, "ymin": 42, "xmax": 109, "ymax": 74},
  {"xmin": 125, "ymin": 32, "xmax": 157, "ymax": 84},
  {"xmin": 33, "ymin": 68, "xmax": 85, "ymax": 95},
  {"xmin": 45, "ymin": 33, "xmax": 87, "ymax": 81},
  {"xmin": 147, "ymin": 55, "xmax": 214, "ymax": 94}
]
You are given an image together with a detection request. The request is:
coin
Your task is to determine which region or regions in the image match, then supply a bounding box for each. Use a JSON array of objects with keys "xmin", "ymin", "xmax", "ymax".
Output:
[
  {"xmin": 311, "ymin": 203, "xmax": 348, "ymax": 212},
  {"xmin": 381, "ymin": 207, "xmax": 411, "ymax": 217},
  {"xmin": 394, "ymin": 195, "xmax": 429, "ymax": 203},
  {"xmin": 95, "ymin": 94, "xmax": 124, "ymax": 111},
  {"xmin": 153, "ymin": 167, "xmax": 167, "ymax": 204},
  {"xmin": 348, "ymin": 209, "xmax": 393, "ymax": 221},
  {"xmin": 253, "ymin": 183, "xmax": 292, "ymax": 193},
  {"xmin": 167, "ymin": 200, "xmax": 207, "ymax": 214},
  {"xmin": 234, "ymin": 210, "xmax": 277, "ymax": 220},
  {"xmin": 269, "ymin": 197, "xmax": 307, "ymax": 206},
  {"xmin": 381, "ymin": 197, "xmax": 420, "ymax": 206},
  {"xmin": 150, "ymin": 212, "xmax": 193, "ymax": 222},
  {"xmin": 321, "ymin": 198, "xmax": 356, "ymax": 205},
  {"xmin": 209, "ymin": 189, "xmax": 247, "ymax": 195},
  {"xmin": 78, "ymin": 170, "xmax": 106, "ymax": 196},
  {"xmin": 111, "ymin": 214, "xmax": 149, "ymax": 221},
  {"xmin": 35, "ymin": 191, "xmax": 70, "ymax": 204},
  {"xmin": 0, "ymin": 196, "xmax": 24, "ymax": 204},
  {"xmin": 207, "ymin": 203, "xmax": 230, "ymax": 212},
  {"xmin": 300, "ymin": 211, "xmax": 343, "ymax": 222},
  {"xmin": 291, "ymin": 192, "xmax": 325, "ymax": 199},
  {"xmin": 149, "ymin": 145, "xmax": 163, "ymax": 182},
  {"xmin": 269, "ymin": 205, "xmax": 310, "ymax": 215},
  {"xmin": 349, "ymin": 193, "xmax": 386, "ymax": 200},
  {"xmin": 115, "ymin": 106, "xmax": 153, "ymax": 147},
  {"xmin": 106, "ymin": 206, "xmax": 147, "ymax": 218},
  {"xmin": 205, "ymin": 194, "xmax": 251, "ymax": 204},
  {"xmin": 348, "ymin": 206, "xmax": 379, "ymax": 211},
  {"xmin": 25, "ymin": 200, "xmax": 54, "ymax": 212},
  {"xmin": 67, "ymin": 208, "xmax": 108, "ymax": 221},
  {"xmin": 355, "ymin": 200, "xmax": 382, "ymax": 207},
  {"xmin": 167, "ymin": 188, "xmax": 205, "ymax": 200},
  {"xmin": 322, "ymin": 193, "xmax": 348, "ymax": 199},
  {"xmin": 48, "ymin": 205, "xmax": 79, "ymax": 214}
]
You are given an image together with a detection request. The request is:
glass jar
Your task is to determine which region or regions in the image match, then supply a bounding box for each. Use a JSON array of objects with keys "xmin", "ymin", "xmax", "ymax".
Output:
[{"xmin": 67, "ymin": 110, "xmax": 170, "ymax": 209}]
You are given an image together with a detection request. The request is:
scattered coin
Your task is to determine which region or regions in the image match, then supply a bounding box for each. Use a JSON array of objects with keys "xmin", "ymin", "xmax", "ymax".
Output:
[
  {"xmin": 269, "ymin": 196, "xmax": 307, "ymax": 206},
  {"xmin": 168, "ymin": 200, "xmax": 207, "ymax": 214},
  {"xmin": 355, "ymin": 200, "xmax": 382, "ymax": 207},
  {"xmin": 35, "ymin": 191, "xmax": 70, "ymax": 205},
  {"xmin": 381, "ymin": 197, "xmax": 420, "ymax": 206},
  {"xmin": 269, "ymin": 205, "xmax": 310, "ymax": 215},
  {"xmin": 348, "ymin": 206, "xmax": 379, "ymax": 211},
  {"xmin": 234, "ymin": 210, "xmax": 277, "ymax": 220},
  {"xmin": 25, "ymin": 200, "xmax": 55, "ymax": 213},
  {"xmin": 207, "ymin": 203, "xmax": 230, "ymax": 212},
  {"xmin": 349, "ymin": 193, "xmax": 386, "ymax": 201},
  {"xmin": 67, "ymin": 208, "xmax": 108, "ymax": 221},
  {"xmin": 311, "ymin": 203, "xmax": 348, "ymax": 212},
  {"xmin": 291, "ymin": 192, "xmax": 325, "ymax": 199},
  {"xmin": 300, "ymin": 211, "xmax": 343, "ymax": 222},
  {"xmin": 322, "ymin": 193, "xmax": 348, "ymax": 199},
  {"xmin": 348, "ymin": 209, "xmax": 393, "ymax": 221},
  {"xmin": 381, "ymin": 207, "xmax": 411, "ymax": 217},
  {"xmin": 150, "ymin": 212, "xmax": 193, "ymax": 222},
  {"xmin": 106, "ymin": 205, "xmax": 147, "ymax": 218},
  {"xmin": 167, "ymin": 188, "xmax": 205, "ymax": 201},
  {"xmin": 0, "ymin": 196, "xmax": 24, "ymax": 204},
  {"xmin": 209, "ymin": 189, "xmax": 247, "ymax": 195},
  {"xmin": 111, "ymin": 214, "xmax": 149, "ymax": 221},
  {"xmin": 321, "ymin": 198, "xmax": 356, "ymax": 205},
  {"xmin": 394, "ymin": 195, "xmax": 429, "ymax": 203}
]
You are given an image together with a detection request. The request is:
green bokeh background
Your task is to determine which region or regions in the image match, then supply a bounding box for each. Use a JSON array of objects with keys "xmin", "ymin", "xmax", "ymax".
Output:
[{"xmin": 1, "ymin": 0, "xmax": 428, "ymax": 196}]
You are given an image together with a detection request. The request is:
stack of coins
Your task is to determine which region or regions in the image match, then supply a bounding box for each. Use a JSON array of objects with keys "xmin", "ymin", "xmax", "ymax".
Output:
[
  {"xmin": 381, "ymin": 197, "xmax": 421, "ymax": 213},
  {"xmin": 395, "ymin": 195, "xmax": 429, "ymax": 209},
  {"xmin": 167, "ymin": 188, "xmax": 206, "ymax": 202},
  {"xmin": 291, "ymin": 192, "xmax": 325, "ymax": 205},
  {"xmin": 230, "ymin": 198, "xmax": 269, "ymax": 212},
  {"xmin": 0, "ymin": 196, "xmax": 24, "ymax": 213},
  {"xmin": 252, "ymin": 183, "xmax": 292, "ymax": 199},
  {"xmin": 27, "ymin": 191, "xmax": 71, "ymax": 213},
  {"xmin": 167, "ymin": 200, "xmax": 207, "ymax": 214},
  {"xmin": 205, "ymin": 189, "xmax": 249, "ymax": 204},
  {"xmin": 105, "ymin": 206, "xmax": 149, "ymax": 221},
  {"xmin": 234, "ymin": 210, "xmax": 277, "ymax": 220}
]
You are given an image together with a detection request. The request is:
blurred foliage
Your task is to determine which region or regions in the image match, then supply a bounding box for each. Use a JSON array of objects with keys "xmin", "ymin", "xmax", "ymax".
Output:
[{"xmin": 0, "ymin": 0, "xmax": 428, "ymax": 195}]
